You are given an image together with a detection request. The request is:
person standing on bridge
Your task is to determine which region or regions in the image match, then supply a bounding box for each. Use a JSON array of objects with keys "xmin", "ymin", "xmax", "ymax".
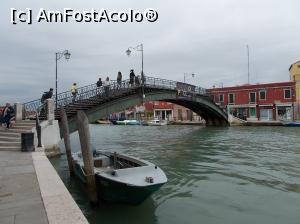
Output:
[
  {"xmin": 117, "ymin": 71, "xmax": 122, "ymax": 88},
  {"xmin": 96, "ymin": 77, "xmax": 102, "ymax": 94},
  {"xmin": 103, "ymin": 77, "xmax": 110, "ymax": 97},
  {"xmin": 96, "ymin": 77, "xmax": 102, "ymax": 87},
  {"xmin": 135, "ymin": 75, "xmax": 140, "ymax": 86},
  {"xmin": 71, "ymin": 83, "xmax": 78, "ymax": 103},
  {"xmin": 129, "ymin": 69, "xmax": 135, "ymax": 86}
]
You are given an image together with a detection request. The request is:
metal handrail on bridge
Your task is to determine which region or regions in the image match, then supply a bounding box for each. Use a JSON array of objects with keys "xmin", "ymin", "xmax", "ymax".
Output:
[{"xmin": 23, "ymin": 76, "xmax": 207, "ymax": 119}]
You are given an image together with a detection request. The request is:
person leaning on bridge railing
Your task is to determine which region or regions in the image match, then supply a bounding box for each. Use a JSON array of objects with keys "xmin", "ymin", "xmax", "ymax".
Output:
[{"xmin": 40, "ymin": 88, "xmax": 53, "ymax": 113}]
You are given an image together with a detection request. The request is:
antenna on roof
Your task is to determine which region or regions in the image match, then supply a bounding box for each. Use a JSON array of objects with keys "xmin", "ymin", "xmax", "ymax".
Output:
[{"xmin": 247, "ymin": 45, "xmax": 250, "ymax": 84}]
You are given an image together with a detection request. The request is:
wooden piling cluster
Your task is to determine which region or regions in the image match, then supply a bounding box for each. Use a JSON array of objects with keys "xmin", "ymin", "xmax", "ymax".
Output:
[{"xmin": 60, "ymin": 108, "xmax": 98, "ymax": 205}]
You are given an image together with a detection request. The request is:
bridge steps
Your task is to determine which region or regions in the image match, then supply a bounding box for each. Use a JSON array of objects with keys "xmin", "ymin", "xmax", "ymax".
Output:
[
  {"xmin": 0, "ymin": 141, "xmax": 21, "ymax": 147},
  {"xmin": 13, "ymin": 122, "xmax": 36, "ymax": 126},
  {"xmin": 0, "ymin": 122, "xmax": 35, "ymax": 151},
  {"xmin": 0, "ymin": 135, "xmax": 21, "ymax": 142},
  {"xmin": 0, "ymin": 146, "xmax": 21, "ymax": 151},
  {"xmin": 1, "ymin": 129, "xmax": 33, "ymax": 133},
  {"xmin": 9, "ymin": 125, "xmax": 34, "ymax": 130},
  {"xmin": 0, "ymin": 131, "xmax": 20, "ymax": 138}
]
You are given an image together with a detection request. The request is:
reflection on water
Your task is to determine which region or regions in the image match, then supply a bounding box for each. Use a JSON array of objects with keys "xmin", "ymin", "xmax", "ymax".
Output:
[{"xmin": 50, "ymin": 125, "xmax": 300, "ymax": 224}]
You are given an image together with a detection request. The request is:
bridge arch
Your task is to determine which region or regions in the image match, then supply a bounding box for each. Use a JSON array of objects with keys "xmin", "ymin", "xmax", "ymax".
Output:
[{"xmin": 65, "ymin": 88, "xmax": 228, "ymax": 133}]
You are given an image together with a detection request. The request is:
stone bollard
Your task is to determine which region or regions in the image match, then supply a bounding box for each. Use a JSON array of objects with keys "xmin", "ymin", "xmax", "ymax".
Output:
[
  {"xmin": 14, "ymin": 103, "xmax": 23, "ymax": 122},
  {"xmin": 76, "ymin": 110, "xmax": 98, "ymax": 206},
  {"xmin": 46, "ymin": 99, "xmax": 55, "ymax": 123}
]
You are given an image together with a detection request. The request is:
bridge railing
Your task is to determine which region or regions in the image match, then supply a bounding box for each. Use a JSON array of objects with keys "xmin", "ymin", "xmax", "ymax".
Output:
[
  {"xmin": 144, "ymin": 76, "xmax": 177, "ymax": 90},
  {"xmin": 23, "ymin": 76, "xmax": 207, "ymax": 119}
]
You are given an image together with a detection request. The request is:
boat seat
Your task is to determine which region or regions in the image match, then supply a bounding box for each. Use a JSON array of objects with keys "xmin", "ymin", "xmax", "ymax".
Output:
[{"xmin": 94, "ymin": 159, "xmax": 103, "ymax": 168}]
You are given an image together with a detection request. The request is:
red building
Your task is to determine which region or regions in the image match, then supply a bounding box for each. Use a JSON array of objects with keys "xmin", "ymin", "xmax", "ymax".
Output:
[
  {"xmin": 208, "ymin": 81, "xmax": 296, "ymax": 121},
  {"xmin": 144, "ymin": 101, "xmax": 174, "ymax": 120}
]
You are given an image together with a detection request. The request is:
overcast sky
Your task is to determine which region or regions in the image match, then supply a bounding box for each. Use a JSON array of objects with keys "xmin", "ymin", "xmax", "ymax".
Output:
[{"xmin": 0, "ymin": 0, "xmax": 299, "ymax": 104}]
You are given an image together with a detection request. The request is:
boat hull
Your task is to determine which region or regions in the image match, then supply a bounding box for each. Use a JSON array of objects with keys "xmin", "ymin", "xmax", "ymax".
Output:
[
  {"xmin": 116, "ymin": 120, "xmax": 141, "ymax": 125},
  {"xmin": 95, "ymin": 174, "xmax": 164, "ymax": 205},
  {"xmin": 283, "ymin": 122, "xmax": 300, "ymax": 127},
  {"xmin": 73, "ymin": 162, "xmax": 164, "ymax": 205}
]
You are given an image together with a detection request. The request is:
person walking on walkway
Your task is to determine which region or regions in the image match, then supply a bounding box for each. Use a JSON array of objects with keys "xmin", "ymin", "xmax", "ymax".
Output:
[
  {"xmin": 129, "ymin": 69, "xmax": 135, "ymax": 86},
  {"xmin": 1, "ymin": 103, "xmax": 15, "ymax": 129},
  {"xmin": 71, "ymin": 83, "xmax": 78, "ymax": 103},
  {"xmin": 104, "ymin": 77, "xmax": 110, "ymax": 97},
  {"xmin": 117, "ymin": 71, "xmax": 122, "ymax": 88}
]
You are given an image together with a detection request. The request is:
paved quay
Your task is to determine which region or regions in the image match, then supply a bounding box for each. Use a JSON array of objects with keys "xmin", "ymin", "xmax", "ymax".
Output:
[
  {"xmin": 0, "ymin": 151, "xmax": 48, "ymax": 224},
  {"xmin": 0, "ymin": 150, "xmax": 89, "ymax": 224}
]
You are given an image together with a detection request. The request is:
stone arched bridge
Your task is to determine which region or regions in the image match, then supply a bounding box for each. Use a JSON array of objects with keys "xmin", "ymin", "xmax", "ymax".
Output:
[{"xmin": 23, "ymin": 76, "xmax": 228, "ymax": 133}]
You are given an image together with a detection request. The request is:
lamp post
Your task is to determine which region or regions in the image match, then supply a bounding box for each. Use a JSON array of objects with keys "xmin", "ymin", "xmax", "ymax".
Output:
[
  {"xmin": 184, "ymin": 73, "xmax": 196, "ymax": 83},
  {"xmin": 126, "ymin": 44, "xmax": 145, "ymax": 97},
  {"xmin": 55, "ymin": 50, "xmax": 71, "ymax": 110}
]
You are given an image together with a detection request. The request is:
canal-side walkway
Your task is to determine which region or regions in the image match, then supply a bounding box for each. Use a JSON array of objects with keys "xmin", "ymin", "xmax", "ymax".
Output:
[
  {"xmin": 0, "ymin": 150, "xmax": 88, "ymax": 224},
  {"xmin": 0, "ymin": 151, "xmax": 48, "ymax": 224}
]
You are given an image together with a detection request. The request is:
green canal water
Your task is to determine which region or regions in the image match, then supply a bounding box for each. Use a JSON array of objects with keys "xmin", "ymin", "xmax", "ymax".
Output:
[{"xmin": 50, "ymin": 125, "xmax": 300, "ymax": 224}]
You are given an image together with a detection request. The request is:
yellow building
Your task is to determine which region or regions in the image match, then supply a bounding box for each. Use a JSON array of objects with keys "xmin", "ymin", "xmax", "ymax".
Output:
[{"xmin": 289, "ymin": 60, "xmax": 300, "ymax": 120}]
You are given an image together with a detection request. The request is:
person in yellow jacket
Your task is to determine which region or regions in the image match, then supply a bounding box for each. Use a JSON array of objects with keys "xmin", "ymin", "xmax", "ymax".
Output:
[{"xmin": 71, "ymin": 83, "xmax": 78, "ymax": 103}]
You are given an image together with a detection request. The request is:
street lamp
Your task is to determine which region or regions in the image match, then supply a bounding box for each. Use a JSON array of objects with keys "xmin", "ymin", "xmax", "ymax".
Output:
[
  {"xmin": 126, "ymin": 44, "xmax": 144, "ymax": 85},
  {"xmin": 184, "ymin": 73, "xmax": 196, "ymax": 83},
  {"xmin": 55, "ymin": 50, "xmax": 71, "ymax": 109}
]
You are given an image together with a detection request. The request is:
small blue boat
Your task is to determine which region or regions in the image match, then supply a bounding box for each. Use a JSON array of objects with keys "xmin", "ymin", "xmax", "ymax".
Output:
[{"xmin": 281, "ymin": 121, "xmax": 300, "ymax": 127}]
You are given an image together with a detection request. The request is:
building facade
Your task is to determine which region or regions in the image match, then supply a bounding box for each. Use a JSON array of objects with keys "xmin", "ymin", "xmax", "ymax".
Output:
[
  {"xmin": 144, "ymin": 101, "xmax": 174, "ymax": 120},
  {"xmin": 289, "ymin": 61, "xmax": 300, "ymax": 120},
  {"xmin": 144, "ymin": 101, "xmax": 201, "ymax": 121},
  {"xmin": 208, "ymin": 81, "xmax": 296, "ymax": 121}
]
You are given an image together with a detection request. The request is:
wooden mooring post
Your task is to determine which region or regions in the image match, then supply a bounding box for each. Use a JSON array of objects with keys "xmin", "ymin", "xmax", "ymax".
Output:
[
  {"xmin": 60, "ymin": 107, "xmax": 74, "ymax": 175},
  {"xmin": 76, "ymin": 110, "xmax": 98, "ymax": 205}
]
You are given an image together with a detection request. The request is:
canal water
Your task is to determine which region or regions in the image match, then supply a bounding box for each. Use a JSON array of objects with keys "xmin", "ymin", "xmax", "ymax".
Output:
[{"xmin": 50, "ymin": 125, "xmax": 300, "ymax": 224}]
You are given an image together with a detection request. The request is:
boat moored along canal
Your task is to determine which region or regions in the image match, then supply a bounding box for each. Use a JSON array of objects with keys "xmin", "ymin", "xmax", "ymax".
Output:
[{"xmin": 72, "ymin": 151, "xmax": 167, "ymax": 205}]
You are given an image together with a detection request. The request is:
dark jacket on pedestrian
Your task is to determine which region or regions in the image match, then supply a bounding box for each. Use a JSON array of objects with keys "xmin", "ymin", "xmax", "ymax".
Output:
[
  {"xmin": 2, "ymin": 106, "xmax": 14, "ymax": 118},
  {"xmin": 97, "ymin": 78, "xmax": 102, "ymax": 87},
  {"xmin": 129, "ymin": 70, "xmax": 135, "ymax": 84},
  {"xmin": 117, "ymin": 72, "xmax": 122, "ymax": 83},
  {"xmin": 41, "ymin": 89, "xmax": 53, "ymax": 103},
  {"xmin": 135, "ymin": 75, "xmax": 140, "ymax": 85},
  {"xmin": 1, "ymin": 105, "xmax": 15, "ymax": 127}
]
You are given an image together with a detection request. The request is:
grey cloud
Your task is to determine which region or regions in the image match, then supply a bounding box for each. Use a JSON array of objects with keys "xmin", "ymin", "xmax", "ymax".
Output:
[{"xmin": 0, "ymin": 0, "xmax": 300, "ymax": 104}]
